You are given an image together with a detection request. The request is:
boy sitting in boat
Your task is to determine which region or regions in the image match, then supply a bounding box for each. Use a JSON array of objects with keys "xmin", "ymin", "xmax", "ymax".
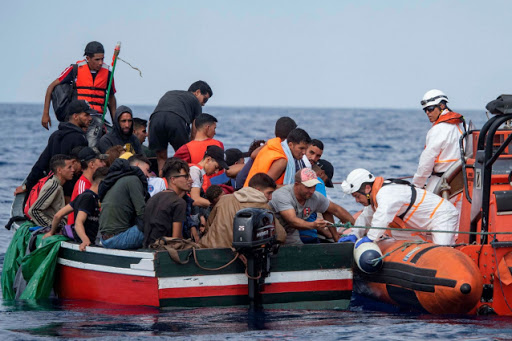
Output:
[
  {"xmin": 43, "ymin": 167, "xmax": 108, "ymax": 251},
  {"xmin": 98, "ymin": 154, "xmax": 151, "ymax": 249},
  {"xmin": 189, "ymin": 145, "xmax": 229, "ymax": 208},
  {"xmin": 200, "ymin": 173, "xmax": 286, "ymax": 249},
  {"xmin": 269, "ymin": 168, "xmax": 354, "ymax": 244},
  {"xmin": 340, "ymin": 168, "xmax": 459, "ymax": 247},
  {"xmin": 27, "ymin": 154, "xmax": 75, "ymax": 229},
  {"xmin": 143, "ymin": 158, "xmax": 193, "ymax": 247}
]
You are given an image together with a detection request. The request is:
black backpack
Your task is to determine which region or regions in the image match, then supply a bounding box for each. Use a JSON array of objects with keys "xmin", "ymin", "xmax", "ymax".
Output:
[{"xmin": 51, "ymin": 64, "xmax": 78, "ymax": 122}]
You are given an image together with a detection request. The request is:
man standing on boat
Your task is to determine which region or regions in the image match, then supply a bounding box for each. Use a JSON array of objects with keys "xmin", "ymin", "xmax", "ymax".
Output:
[
  {"xmin": 269, "ymin": 168, "xmax": 354, "ymax": 244},
  {"xmin": 41, "ymin": 41, "xmax": 117, "ymax": 148},
  {"xmin": 413, "ymin": 89, "xmax": 465, "ymax": 212},
  {"xmin": 340, "ymin": 168, "xmax": 459, "ymax": 246},
  {"xmin": 149, "ymin": 81, "xmax": 213, "ymax": 175},
  {"xmin": 15, "ymin": 100, "xmax": 92, "ymax": 196}
]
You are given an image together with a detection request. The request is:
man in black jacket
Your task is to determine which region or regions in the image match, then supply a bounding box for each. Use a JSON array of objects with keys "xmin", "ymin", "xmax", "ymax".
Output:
[
  {"xmin": 15, "ymin": 100, "xmax": 92, "ymax": 196},
  {"xmin": 97, "ymin": 105, "xmax": 141, "ymax": 154}
]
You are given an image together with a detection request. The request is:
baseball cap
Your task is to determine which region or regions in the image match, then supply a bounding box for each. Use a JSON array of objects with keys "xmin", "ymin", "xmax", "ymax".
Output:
[
  {"xmin": 225, "ymin": 148, "xmax": 245, "ymax": 166},
  {"xmin": 205, "ymin": 145, "xmax": 229, "ymax": 169},
  {"xmin": 78, "ymin": 147, "xmax": 108, "ymax": 163},
  {"xmin": 317, "ymin": 159, "xmax": 334, "ymax": 188},
  {"xmin": 84, "ymin": 41, "xmax": 105, "ymax": 55},
  {"xmin": 67, "ymin": 99, "xmax": 93, "ymax": 116},
  {"xmin": 295, "ymin": 168, "xmax": 321, "ymax": 187}
]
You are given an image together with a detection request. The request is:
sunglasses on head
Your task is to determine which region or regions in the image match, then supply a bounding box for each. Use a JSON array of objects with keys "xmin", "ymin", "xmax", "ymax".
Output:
[{"xmin": 424, "ymin": 105, "xmax": 437, "ymax": 113}]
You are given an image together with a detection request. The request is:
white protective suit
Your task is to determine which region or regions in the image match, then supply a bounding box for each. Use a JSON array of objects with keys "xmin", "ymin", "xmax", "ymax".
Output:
[
  {"xmin": 352, "ymin": 183, "xmax": 459, "ymax": 245},
  {"xmin": 412, "ymin": 109, "xmax": 464, "ymax": 211}
]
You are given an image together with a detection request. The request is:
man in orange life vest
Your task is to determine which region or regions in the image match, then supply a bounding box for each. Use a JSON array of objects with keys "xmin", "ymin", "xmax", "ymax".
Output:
[
  {"xmin": 174, "ymin": 113, "xmax": 224, "ymax": 164},
  {"xmin": 42, "ymin": 41, "xmax": 117, "ymax": 148},
  {"xmin": 413, "ymin": 89, "xmax": 465, "ymax": 213}
]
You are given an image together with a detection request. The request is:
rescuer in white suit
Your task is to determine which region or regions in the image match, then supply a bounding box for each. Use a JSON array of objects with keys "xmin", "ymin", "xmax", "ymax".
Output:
[
  {"xmin": 338, "ymin": 168, "xmax": 459, "ymax": 247},
  {"xmin": 413, "ymin": 89, "xmax": 465, "ymax": 212}
]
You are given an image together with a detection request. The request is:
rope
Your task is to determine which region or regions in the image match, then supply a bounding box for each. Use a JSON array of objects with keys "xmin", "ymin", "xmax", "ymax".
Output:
[
  {"xmin": 332, "ymin": 222, "xmax": 512, "ymax": 236},
  {"xmin": 192, "ymin": 248, "xmax": 239, "ymax": 271},
  {"xmin": 117, "ymin": 57, "xmax": 143, "ymax": 77}
]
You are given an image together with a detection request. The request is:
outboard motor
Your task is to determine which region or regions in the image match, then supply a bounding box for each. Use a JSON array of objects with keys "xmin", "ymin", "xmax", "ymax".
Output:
[{"xmin": 232, "ymin": 208, "xmax": 279, "ymax": 310}]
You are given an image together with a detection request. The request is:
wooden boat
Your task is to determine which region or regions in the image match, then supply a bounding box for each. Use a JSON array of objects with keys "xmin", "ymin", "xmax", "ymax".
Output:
[
  {"xmin": 354, "ymin": 95, "xmax": 512, "ymax": 315},
  {"xmin": 6, "ymin": 194, "xmax": 353, "ymax": 309}
]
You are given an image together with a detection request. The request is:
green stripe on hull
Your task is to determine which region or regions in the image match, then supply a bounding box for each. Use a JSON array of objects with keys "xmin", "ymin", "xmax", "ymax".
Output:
[
  {"xmin": 159, "ymin": 291, "xmax": 351, "ymax": 309},
  {"xmin": 155, "ymin": 243, "xmax": 354, "ymax": 277},
  {"xmin": 59, "ymin": 247, "xmax": 145, "ymax": 268}
]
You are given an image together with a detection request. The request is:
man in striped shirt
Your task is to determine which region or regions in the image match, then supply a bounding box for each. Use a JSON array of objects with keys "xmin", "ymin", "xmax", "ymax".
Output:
[{"xmin": 28, "ymin": 155, "xmax": 75, "ymax": 228}]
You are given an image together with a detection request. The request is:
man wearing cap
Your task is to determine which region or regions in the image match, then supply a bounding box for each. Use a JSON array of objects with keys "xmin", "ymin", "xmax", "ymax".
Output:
[
  {"xmin": 42, "ymin": 41, "xmax": 117, "ymax": 148},
  {"xmin": 67, "ymin": 147, "xmax": 108, "ymax": 225},
  {"xmin": 149, "ymin": 81, "xmax": 213, "ymax": 175},
  {"xmin": 98, "ymin": 105, "xmax": 142, "ymax": 154},
  {"xmin": 189, "ymin": 145, "xmax": 229, "ymax": 208},
  {"xmin": 269, "ymin": 168, "xmax": 354, "ymax": 244},
  {"xmin": 300, "ymin": 159, "xmax": 335, "ymax": 243},
  {"xmin": 210, "ymin": 148, "xmax": 247, "ymax": 188},
  {"xmin": 15, "ymin": 99, "xmax": 92, "ymax": 196}
]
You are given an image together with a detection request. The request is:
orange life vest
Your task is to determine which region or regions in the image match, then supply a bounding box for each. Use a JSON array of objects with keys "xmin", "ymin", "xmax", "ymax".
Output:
[
  {"xmin": 370, "ymin": 177, "xmax": 417, "ymax": 229},
  {"xmin": 244, "ymin": 137, "xmax": 286, "ymax": 187},
  {"xmin": 433, "ymin": 111, "xmax": 464, "ymax": 126},
  {"xmin": 190, "ymin": 163, "xmax": 211, "ymax": 193},
  {"xmin": 75, "ymin": 60, "xmax": 110, "ymax": 114},
  {"xmin": 187, "ymin": 139, "xmax": 224, "ymax": 164}
]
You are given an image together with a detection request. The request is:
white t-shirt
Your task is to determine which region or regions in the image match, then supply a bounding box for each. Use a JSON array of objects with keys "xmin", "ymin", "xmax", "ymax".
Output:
[
  {"xmin": 147, "ymin": 177, "xmax": 167, "ymax": 197},
  {"xmin": 190, "ymin": 165, "xmax": 206, "ymax": 189}
]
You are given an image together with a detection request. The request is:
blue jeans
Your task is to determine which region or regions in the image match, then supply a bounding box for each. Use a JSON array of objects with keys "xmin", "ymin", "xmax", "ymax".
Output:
[{"xmin": 101, "ymin": 225, "xmax": 144, "ymax": 249}]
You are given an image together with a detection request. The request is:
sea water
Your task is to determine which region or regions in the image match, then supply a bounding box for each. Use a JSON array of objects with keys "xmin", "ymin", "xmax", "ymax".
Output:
[{"xmin": 1, "ymin": 103, "xmax": 510, "ymax": 340}]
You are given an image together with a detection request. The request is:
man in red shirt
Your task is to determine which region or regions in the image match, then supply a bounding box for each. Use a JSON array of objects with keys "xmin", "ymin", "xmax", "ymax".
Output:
[
  {"xmin": 68, "ymin": 147, "xmax": 107, "ymax": 225},
  {"xmin": 173, "ymin": 113, "xmax": 224, "ymax": 164}
]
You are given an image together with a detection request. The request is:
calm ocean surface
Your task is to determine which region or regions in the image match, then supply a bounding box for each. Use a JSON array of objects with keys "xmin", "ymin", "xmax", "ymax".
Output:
[{"xmin": 1, "ymin": 103, "xmax": 509, "ymax": 340}]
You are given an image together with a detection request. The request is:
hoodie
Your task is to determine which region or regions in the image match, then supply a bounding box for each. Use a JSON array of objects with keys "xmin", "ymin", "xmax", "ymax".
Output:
[
  {"xmin": 97, "ymin": 105, "xmax": 141, "ymax": 154},
  {"xmin": 199, "ymin": 187, "xmax": 286, "ymax": 248},
  {"xmin": 26, "ymin": 122, "xmax": 88, "ymax": 190},
  {"xmin": 98, "ymin": 158, "xmax": 149, "ymax": 235}
]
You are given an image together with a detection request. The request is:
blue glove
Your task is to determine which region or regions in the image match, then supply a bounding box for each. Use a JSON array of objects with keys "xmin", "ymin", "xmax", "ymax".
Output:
[
  {"xmin": 338, "ymin": 234, "xmax": 358, "ymax": 243},
  {"xmin": 355, "ymin": 236, "xmax": 373, "ymax": 248}
]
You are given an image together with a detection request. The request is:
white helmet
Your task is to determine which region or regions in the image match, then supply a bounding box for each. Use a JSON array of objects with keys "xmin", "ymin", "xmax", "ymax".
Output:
[
  {"xmin": 341, "ymin": 168, "xmax": 375, "ymax": 194},
  {"xmin": 421, "ymin": 89, "xmax": 449, "ymax": 109}
]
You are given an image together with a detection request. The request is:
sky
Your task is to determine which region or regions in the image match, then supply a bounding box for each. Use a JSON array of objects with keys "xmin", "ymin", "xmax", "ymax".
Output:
[{"xmin": 1, "ymin": 0, "xmax": 512, "ymax": 110}]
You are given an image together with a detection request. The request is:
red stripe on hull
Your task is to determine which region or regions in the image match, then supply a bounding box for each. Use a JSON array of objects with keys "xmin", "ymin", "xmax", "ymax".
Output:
[
  {"xmin": 55, "ymin": 265, "xmax": 160, "ymax": 307},
  {"xmin": 159, "ymin": 279, "xmax": 352, "ymax": 299}
]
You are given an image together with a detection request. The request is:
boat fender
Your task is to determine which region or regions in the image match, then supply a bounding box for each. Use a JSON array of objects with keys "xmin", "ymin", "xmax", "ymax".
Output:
[{"xmin": 354, "ymin": 240, "xmax": 383, "ymax": 273}]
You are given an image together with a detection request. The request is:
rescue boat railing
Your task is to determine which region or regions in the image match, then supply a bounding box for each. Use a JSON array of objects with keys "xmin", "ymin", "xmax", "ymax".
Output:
[{"xmin": 473, "ymin": 113, "xmax": 512, "ymax": 244}]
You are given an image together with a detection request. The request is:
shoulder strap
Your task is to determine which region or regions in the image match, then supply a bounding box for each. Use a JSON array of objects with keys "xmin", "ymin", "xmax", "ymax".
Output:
[
  {"xmin": 68, "ymin": 64, "xmax": 78, "ymax": 101},
  {"xmin": 398, "ymin": 184, "xmax": 417, "ymax": 220}
]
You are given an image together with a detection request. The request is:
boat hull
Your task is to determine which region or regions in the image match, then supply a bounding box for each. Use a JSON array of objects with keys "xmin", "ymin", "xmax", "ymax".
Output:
[{"xmin": 54, "ymin": 241, "xmax": 353, "ymax": 309}]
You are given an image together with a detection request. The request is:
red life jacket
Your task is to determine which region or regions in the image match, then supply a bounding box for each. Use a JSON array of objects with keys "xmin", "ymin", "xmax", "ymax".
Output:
[
  {"xmin": 24, "ymin": 173, "xmax": 53, "ymax": 220},
  {"xmin": 75, "ymin": 60, "xmax": 110, "ymax": 114},
  {"xmin": 433, "ymin": 111, "xmax": 464, "ymax": 126},
  {"xmin": 187, "ymin": 139, "xmax": 224, "ymax": 164}
]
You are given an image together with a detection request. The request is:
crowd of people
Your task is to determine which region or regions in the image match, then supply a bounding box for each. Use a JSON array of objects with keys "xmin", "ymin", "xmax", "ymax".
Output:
[{"xmin": 15, "ymin": 41, "xmax": 465, "ymax": 252}]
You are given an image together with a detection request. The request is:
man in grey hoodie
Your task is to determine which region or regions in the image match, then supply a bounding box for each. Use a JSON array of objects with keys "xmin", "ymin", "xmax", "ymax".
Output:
[{"xmin": 97, "ymin": 105, "xmax": 141, "ymax": 154}]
